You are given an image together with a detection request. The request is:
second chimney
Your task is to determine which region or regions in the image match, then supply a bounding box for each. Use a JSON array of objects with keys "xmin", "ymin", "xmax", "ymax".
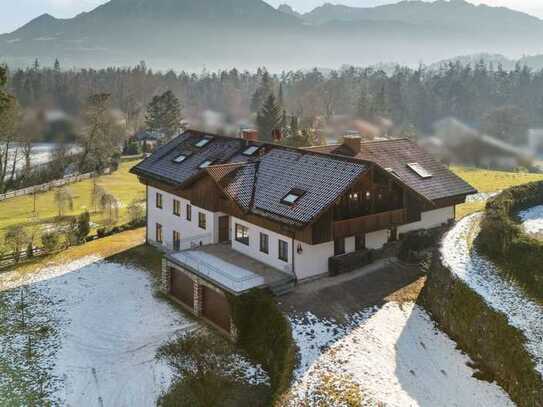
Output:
[{"xmin": 343, "ymin": 135, "xmax": 362, "ymax": 154}]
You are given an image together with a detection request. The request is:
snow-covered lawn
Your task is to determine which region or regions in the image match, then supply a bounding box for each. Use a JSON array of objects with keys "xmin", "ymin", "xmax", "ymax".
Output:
[
  {"xmin": 288, "ymin": 302, "xmax": 513, "ymax": 407},
  {"xmin": 0, "ymin": 257, "xmax": 197, "ymax": 406},
  {"xmin": 519, "ymin": 205, "xmax": 543, "ymax": 240},
  {"xmin": 1, "ymin": 257, "xmax": 193, "ymax": 405},
  {"xmin": 442, "ymin": 213, "xmax": 543, "ymax": 375}
]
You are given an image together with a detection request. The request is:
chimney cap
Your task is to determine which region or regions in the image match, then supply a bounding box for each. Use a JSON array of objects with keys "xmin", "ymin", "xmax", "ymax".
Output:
[{"xmin": 342, "ymin": 134, "xmax": 362, "ymax": 154}]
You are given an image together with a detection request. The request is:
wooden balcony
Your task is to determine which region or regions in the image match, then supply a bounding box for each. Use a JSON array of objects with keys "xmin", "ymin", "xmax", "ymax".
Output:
[{"xmin": 333, "ymin": 208, "xmax": 408, "ymax": 239}]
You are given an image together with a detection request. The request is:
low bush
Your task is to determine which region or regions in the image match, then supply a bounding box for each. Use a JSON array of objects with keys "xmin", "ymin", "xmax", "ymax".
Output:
[
  {"xmin": 477, "ymin": 181, "xmax": 543, "ymax": 301},
  {"xmin": 228, "ymin": 289, "xmax": 296, "ymax": 404},
  {"xmin": 41, "ymin": 231, "xmax": 62, "ymax": 253}
]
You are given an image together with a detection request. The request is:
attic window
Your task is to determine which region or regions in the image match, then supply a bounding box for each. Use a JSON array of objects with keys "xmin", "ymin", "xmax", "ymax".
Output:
[
  {"xmin": 407, "ymin": 162, "xmax": 432, "ymax": 179},
  {"xmin": 281, "ymin": 189, "xmax": 306, "ymax": 205},
  {"xmin": 198, "ymin": 159, "xmax": 214, "ymax": 169},
  {"xmin": 173, "ymin": 154, "xmax": 189, "ymax": 163},
  {"xmin": 195, "ymin": 137, "xmax": 213, "ymax": 148},
  {"xmin": 242, "ymin": 145, "xmax": 260, "ymax": 156}
]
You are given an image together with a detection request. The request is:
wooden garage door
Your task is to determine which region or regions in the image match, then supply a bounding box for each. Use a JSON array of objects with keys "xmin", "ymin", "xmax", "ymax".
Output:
[
  {"xmin": 170, "ymin": 268, "xmax": 194, "ymax": 308},
  {"xmin": 202, "ymin": 286, "xmax": 231, "ymax": 332}
]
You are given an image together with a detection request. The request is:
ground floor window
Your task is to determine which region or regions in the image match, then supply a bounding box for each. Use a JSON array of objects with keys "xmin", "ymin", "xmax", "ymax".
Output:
[
  {"xmin": 235, "ymin": 224, "xmax": 249, "ymax": 246},
  {"xmin": 355, "ymin": 234, "xmax": 366, "ymax": 251},
  {"xmin": 173, "ymin": 230, "xmax": 180, "ymax": 250},
  {"xmin": 156, "ymin": 223, "xmax": 163, "ymax": 243},
  {"xmin": 334, "ymin": 238, "xmax": 345, "ymax": 256},
  {"xmin": 278, "ymin": 239, "xmax": 289, "ymax": 262},
  {"xmin": 198, "ymin": 212, "xmax": 207, "ymax": 230},
  {"xmin": 260, "ymin": 233, "xmax": 269, "ymax": 254}
]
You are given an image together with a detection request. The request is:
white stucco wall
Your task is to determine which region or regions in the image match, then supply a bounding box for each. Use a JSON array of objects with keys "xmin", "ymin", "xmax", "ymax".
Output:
[
  {"xmin": 294, "ymin": 240, "xmax": 335, "ymax": 280},
  {"xmin": 365, "ymin": 229, "xmax": 390, "ymax": 250},
  {"xmin": 147, "ymin": 186, "xmax": 217, "ymax": 250},
  {"xmin": 230, "ymin": 217, "xmax": 294, "ymax": 274},
  {"xmin": 398, "ymin": 206, "xmax": 455, "ymax": 235}
]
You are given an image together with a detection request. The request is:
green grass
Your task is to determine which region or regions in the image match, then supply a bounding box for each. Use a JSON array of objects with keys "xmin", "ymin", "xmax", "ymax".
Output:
[
  {"xmin": 0, "ymin": 159, "xmax": 145, "ymax": 245},
  {"xmin": 451, "ymin": 167, "xmax": 543, "ymax": 219}
]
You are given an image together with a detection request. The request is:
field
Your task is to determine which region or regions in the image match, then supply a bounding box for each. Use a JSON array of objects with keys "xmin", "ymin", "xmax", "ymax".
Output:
[
  {"xmin": 451, "ymin": 167, "xmax": 543, "ymax": 219},
  {"xmin": 1, "ymin": 160, "xmax": 541, "ymax": 249},
  {"xmin": 0, "ymin": 158, "xmax": 145, "ymax": 246}
]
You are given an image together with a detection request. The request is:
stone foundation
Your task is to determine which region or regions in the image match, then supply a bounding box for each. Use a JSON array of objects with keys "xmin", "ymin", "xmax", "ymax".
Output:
[{"xmin": 161, "ymin": 258, "xmax": 170, "ymax": 293}]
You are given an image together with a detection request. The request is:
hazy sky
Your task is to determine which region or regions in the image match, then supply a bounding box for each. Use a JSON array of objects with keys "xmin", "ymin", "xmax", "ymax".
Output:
[{"xmin": 1, "ymin": 0, "xmax": 543, "ymax": 34}]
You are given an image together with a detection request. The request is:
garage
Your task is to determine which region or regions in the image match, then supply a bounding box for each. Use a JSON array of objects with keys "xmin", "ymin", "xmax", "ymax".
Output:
[
  {"xmin": 170, "ymin": 267, "xmax": 194, "ymax": 309},
  {"xmin": 202, "ymin": 286, "xmax": 231, "ymax": 332}
]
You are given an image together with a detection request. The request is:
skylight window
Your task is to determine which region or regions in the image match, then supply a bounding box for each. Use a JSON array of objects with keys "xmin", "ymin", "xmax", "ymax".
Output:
[
  {"xmin": 195, "ymin": 137, "xmax": 213, "ymax": 148},
  {"xmin": 407, "ymin": 162, "xmax": 433, "ymax": 179},
  {"xmin": 198, "ymin": 159, "xmax": 214, "ymax": 169},
  {"xmin": 173, "ymin": 154, "xmax": 188, "ymax": 163},
  {"xmin": 281, "ymin": 189, "xmax": 306, "ymax": 205},
  {"xmin": 242, "ymin": 145, "xmax": 260, "ymax": 156},
  {"xmin": 385, "ymin": 167, "xmax": 401, "ymax": 179}
]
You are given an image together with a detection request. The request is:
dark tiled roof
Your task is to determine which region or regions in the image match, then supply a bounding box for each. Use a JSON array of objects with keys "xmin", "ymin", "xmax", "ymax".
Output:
[
  {"xmin": 223, "ymin": 148, "xmax": 367, "ymax": 225},
  {"xmin": 131, "ymin": 130, "xmax": 247, "ymax": 186},
  {"xmin": 308, "ymin": 139, "xmax": 477, "ymax": 201}
]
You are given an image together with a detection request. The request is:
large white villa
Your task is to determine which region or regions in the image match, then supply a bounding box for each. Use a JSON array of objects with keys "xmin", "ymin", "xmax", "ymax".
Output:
[{"xmin": 131, "ymin": 130, "xmax": 476, "ymax": 335}]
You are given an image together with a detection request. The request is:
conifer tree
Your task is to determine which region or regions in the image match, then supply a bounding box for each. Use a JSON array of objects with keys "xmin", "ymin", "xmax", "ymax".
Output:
[
  {"xmin": 256, "ymin": 94, "xmax": 282, "ymax": 142},
  {"xmin": 145, "ymin": 90, "xmax": 184, "ymax": 138}
]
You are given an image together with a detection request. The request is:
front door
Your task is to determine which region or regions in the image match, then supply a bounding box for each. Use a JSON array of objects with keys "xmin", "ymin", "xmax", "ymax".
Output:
[{"xmin": 219, "ymin": 216, "xmax": 230, "ymax": 243}]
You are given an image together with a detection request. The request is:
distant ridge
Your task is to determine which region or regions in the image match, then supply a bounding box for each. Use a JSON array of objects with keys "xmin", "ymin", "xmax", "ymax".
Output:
[{"xmin": 1, "ymin": 0, "xmax": 543, "ymax": 70}]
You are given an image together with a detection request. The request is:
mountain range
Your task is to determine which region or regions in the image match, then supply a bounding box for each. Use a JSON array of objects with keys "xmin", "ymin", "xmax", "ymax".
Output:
[{"xmin": 1, "ymin": 0, "xmax": 543, "ymax": 71}]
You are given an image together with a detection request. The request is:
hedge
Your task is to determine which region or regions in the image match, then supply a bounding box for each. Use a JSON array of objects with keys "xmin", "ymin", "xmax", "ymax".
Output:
[
  {"xmin": 228, "ymin": 289, "xmax": 296, "ymax": 405},
  {"xmin": 477, "ymin": 181, "xmax": 543, "ymax": 302},
  {"xmin": 421, "ymin": 251, "xmax": 543, "ymax": 406}
]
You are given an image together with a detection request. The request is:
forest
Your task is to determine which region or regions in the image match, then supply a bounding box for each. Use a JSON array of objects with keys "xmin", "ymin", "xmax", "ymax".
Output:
[{"xmin": 4, "ymin": 60, "xmax": 543, "ymax": 143}]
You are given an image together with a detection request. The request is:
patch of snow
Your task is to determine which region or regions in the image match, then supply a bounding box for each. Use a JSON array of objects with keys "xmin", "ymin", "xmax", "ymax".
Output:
[
  {"xmin": 40, "ymin": 260, "xmax": 196, "ymax": 406},
  {"xmin": 442, "ymin": 213, "xmax": 543, "ymax": 375},
  {"xmin": 289, "ymin": 302, "xmax": 513, "ymax": 407},
  {"xmin": 466, "ymin": 191, "xmax": 500, "ymax": 203},
  {"xmin": 519, "ymin": 205, "xmax": 543, "ymax": 240}
]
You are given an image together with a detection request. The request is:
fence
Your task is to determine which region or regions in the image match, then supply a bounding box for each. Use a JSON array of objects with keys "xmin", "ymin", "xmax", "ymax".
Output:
[
  {"xmin": 0, "ymin": 172, "xmax": 95, "ymax": 202},
  {"xmin": 0, "ymin": 247, "xmax": 48, "ymax": 271}
]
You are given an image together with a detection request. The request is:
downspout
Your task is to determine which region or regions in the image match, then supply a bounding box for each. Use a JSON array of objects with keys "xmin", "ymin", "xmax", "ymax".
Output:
[
  {"xmin": 291, "ymin": 232, "xmax": 298, "ymax": 284},
  {"xmin": 145, "ymin": 184, "xmax": 149, "ymax": 245}
]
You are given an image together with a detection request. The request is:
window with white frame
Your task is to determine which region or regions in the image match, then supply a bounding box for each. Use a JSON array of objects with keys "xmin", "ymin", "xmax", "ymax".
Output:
[
  {"xmin": 198, "ymin": 212, "xmax": 207, "ymax": 230},
  {"xmin": 173, "ymin": 199, "xmax": 181, "ymax": 216},
  {"xmin": 156, "ymin": 223, "xmax": 163, "ymax": 243},
  {"xmin": 260, "ymin": 233, "xmax": 269, "ymax": 254},
  {"xmin": 235, "ymin": 224, "xmax": 249, "ymax": 246},
  {"xmin": 156, "ymin": 192, "xmax": 163, "ymax": 209},
  {"xmin": 278, "ymin": 240, "xmax": 288, "ymax": 262}
]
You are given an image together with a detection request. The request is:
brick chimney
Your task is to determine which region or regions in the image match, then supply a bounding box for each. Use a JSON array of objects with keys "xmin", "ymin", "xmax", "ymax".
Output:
[
  {"xmin": 343, "ymin": 135, "xmax": 362, "ymax": 154},
  {"xmin": 241, "ymin": 129, "xmax": 258, "ymax": 141}
]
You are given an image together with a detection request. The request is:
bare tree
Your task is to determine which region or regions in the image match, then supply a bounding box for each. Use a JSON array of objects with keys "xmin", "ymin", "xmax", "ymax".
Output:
[
  {"xmin": 78, "ymin": 93, "xmax": 124, "ymax": 172},
  {"xmin": 54, "ymin": 187, "xmax": 74, "ymax": 218}
]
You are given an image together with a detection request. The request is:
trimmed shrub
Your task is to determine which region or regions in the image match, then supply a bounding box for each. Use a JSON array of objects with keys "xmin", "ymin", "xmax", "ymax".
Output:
[
  {"xmin": 477, "ymin": 181, "xmax": 543, "ymax": 301},
  {"xmin": 77, "ymin": 211, "xmax": 91, "ymax": 243},
  {"xmin": 228, "ymin": 289, "xmax": 296, "ymax": 404},
  {"xmin": 41, "ymin": 231, "xmax": 62, "ymax": 253}
]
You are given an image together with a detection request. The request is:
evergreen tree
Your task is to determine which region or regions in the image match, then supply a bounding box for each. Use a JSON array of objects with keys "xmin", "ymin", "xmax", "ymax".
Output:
[
  {"xmin": 256, "ymin": 94, "xmax": 282, "ymax": 142},
  {"xmin": 145, "ymin": 90, "xmax": 184, "ymax": 138},
  {"xmin": 54, "ymin": 59, "xmax": 61, "ymax": 72},
  {"xmin": 250, "ymin": 71, "xmax": 273, "ymax": 112},
  {"xmin": 356, "ymin": 87, "xmax": 372, "ymax": 119},
  {"xmin": 371, "ymin": 84, "xmax": 390, "ymax": 119}
]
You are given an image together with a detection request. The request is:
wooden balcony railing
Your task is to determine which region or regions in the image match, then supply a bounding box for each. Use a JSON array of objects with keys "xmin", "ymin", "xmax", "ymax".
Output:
[{"xmin": 333, "ymin": 208, "xmax": 408, "ymax": 238}]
